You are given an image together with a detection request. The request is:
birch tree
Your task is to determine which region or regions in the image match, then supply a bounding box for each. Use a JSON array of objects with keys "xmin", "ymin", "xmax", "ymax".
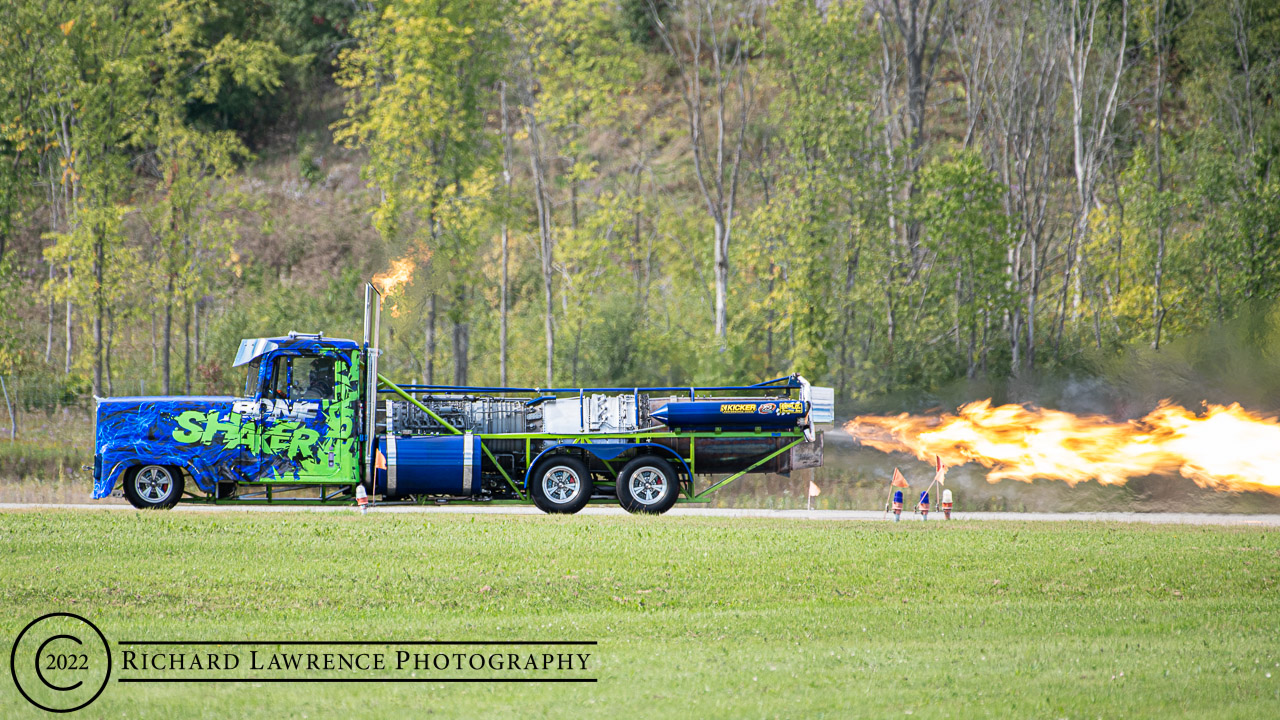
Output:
[{"xmin": 651, "ymin": 0, "xmax": 761, "ymax": 343}]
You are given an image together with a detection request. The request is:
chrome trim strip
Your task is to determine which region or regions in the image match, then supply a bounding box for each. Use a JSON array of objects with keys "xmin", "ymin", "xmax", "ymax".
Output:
[
  {"xmin": 386, "ymin": 435, "xmax": 398, "ymax": 496},
  {"xmin": 462, "ymin": 433, "xmax": 474, "ymax": 494}
]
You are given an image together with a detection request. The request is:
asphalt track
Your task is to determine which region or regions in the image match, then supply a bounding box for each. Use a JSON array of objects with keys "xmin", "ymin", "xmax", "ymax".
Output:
[{"xmin": 0, "ymin": 503, "xmax": 1277, "ymax": 525}]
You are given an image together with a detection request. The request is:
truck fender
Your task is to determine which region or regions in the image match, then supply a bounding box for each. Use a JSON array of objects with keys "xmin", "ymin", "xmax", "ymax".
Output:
[
  {"xmin": 523, "ymin": 443, "xmax": 692, "ymax": 489},
  {"xmin": 95, "ymin": 449, "xmax": 219, "ymax": 499}
]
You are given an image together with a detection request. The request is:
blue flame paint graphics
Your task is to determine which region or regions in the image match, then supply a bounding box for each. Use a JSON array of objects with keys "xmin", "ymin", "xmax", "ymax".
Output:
[
  {"xmin": 649, "ymin": 400, "xmax": 808, "ymax": 430},
  {"xmin": 93, "ymin": 340, "xmax": 360, "ymax": 499}
]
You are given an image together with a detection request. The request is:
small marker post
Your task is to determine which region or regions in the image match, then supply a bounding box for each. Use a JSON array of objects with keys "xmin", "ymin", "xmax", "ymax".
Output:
[{"xmin": 356, "ymin": 484, "xmax": 369, "ymax": 515}]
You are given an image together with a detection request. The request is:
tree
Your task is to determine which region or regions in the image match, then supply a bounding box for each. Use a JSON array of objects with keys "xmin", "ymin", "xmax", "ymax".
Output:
[
  {"xmin": 335, "ymin": 0, "xmax": 506, "ymax": 385},
  {"xmin": 747, "ymin": 0, "xmax": 880, "ymax": 384},
  {"xmin": 871, "ymin": 0, "xmax": 958, "ymax": 271},
  {"xmin": 1057, "ymin": 0, "xmax": 1129, "ymax": 355},
  {"xmin": 651, "ymin": 0, "xmax": 762, "ymax": 343}
]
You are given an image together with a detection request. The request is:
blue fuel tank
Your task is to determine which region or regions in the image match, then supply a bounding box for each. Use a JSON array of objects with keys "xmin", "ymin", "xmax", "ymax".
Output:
[
  {"xmin": 650, "ymin": 399, "xmax": 808, "ymax": 430},
  {"xmin": 374, "ymin": 434, "xmax": 480, "ymax": 498}
]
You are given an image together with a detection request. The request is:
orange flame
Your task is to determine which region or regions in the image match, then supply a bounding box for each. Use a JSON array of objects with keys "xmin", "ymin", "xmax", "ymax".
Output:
[
  {"xmin": 845, "ymin": 400, "xmax": 1280, "ymax": 494},
  {"xmin": 372, "ymin": 258, "xmax": 415, "ymax": 296}
]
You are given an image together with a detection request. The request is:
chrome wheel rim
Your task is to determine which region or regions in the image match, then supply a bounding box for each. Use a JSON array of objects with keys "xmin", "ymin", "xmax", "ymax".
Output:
[
  {"xmin": 629, "ymin": 466, "xmax": 668, "ymax": 504},
  {"xmin": 541, "ymin": 466, "xmax": 582, "ymax": 504},
  {"xmin": 136, "ymin": 466, "xmax": 174, "ymax": 504}
]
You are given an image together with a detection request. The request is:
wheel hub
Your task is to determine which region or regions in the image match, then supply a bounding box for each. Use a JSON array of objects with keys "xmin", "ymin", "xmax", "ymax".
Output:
[
  {"xmin": 543, "ymin": 467, "xmax": 580, "ymax": 503},
  {"xmin": 136, "ymin": 466, "xmax": 173, "ymax": 503},
  {"xmin": 630, "ymin": 467, "xmax": 667, "ymax": 504}
]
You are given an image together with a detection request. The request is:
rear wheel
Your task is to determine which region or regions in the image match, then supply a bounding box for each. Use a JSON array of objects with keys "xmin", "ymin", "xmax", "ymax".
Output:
[
  {"xmin": 530, "ymin": 456, "xmax": 593, "ymax": 514},
  {"xmin": 123, "ymin": 465, "xmax": 184, "ymax": 509},
  {"xmin": 616, "ymin": 455, "xmax": 680, "ymax": 515}
]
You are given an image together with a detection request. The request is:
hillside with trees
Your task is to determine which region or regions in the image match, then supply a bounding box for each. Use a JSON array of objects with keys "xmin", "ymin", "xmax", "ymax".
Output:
[{"xmin": 1, "ymin": 0, "xmax": 1278, "ymax": 414}]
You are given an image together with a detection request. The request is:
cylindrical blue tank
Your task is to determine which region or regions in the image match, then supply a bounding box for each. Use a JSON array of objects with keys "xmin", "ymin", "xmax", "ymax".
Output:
[
  {"xmin": 650, "ymin": 400, "xmax": 808, "ymax": 430},
  {"xmin": 374, "ymin": 434, "xmax": 480, "ymax": 498}
]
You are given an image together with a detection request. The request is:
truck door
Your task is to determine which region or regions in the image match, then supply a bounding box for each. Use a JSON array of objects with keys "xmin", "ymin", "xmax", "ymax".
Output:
[{"xmin": 247, "ymin": 351, "xmax": 358, "ymax": 484}]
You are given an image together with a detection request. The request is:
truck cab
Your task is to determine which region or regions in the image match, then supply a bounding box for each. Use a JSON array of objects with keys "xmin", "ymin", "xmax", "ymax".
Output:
[{"xmin": 93, "ymin": 332, "xmax": 363, "ymax": 508}]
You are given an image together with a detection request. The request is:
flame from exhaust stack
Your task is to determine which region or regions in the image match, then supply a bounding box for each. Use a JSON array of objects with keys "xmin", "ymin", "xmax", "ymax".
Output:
[
  {"xmin": 372, "ymin": 258, "xmax": 415, "ymax": 295},
  {"xmin": 845, "ymin": 400, "xmax": 1280, "ymax": 494}
]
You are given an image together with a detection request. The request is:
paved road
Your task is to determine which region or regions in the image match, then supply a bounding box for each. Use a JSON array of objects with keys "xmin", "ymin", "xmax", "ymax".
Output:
[{"xmin": 1, "ymin": 502, "xmax": 1278, "ymax": 526}]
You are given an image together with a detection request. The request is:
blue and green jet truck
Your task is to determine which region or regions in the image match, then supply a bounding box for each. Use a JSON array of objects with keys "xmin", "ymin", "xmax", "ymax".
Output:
[{"xmin": 93, "ymin": 284, "xmax": 833, "ymax": 514}]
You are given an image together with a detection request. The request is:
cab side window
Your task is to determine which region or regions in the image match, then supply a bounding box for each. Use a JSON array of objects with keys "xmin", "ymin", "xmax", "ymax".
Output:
[
  {"xmin": 267, "ymin": 357, "xmax": 290, "ymax": 399},
  {"xmin": 263, "ymin": 355, "xmax": 340, "ymax": 401},
  {"xmin": 294, "ymin": 357, "xmax": 336, "ymax": 400}
]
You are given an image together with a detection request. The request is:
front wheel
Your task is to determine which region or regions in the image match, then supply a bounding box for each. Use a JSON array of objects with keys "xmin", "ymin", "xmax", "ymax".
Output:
[
  {"xmin": 616, "ymin": 455, "xmax": 680, "ymax": 515},
  {"xmin": 123, "ymin": 465, "xmax": 184, "ymax": 509},
  {"xmin": 530, "ymin": 456, "xmax": 592, "ymax": 514}
]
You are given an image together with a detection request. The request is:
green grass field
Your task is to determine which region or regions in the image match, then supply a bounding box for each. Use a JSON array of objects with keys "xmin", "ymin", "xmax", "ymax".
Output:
[{"xmin": 1, "ymin": 510, "xmax": 1278, "ymax": 718}]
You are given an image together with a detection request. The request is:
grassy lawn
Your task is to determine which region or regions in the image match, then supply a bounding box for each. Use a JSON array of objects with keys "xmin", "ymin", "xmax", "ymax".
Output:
[{"xmin": 1, "ymin": 510, "xmax": 1277, "ymax": 718}]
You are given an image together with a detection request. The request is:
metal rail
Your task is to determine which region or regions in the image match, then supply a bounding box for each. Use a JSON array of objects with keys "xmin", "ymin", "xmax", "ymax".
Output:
[{"xmin": 379, "ymin": 376, "xmax": 801, "ymax": 395}]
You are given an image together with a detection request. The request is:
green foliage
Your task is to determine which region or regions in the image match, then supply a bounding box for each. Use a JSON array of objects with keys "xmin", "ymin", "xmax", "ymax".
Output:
[
  {"xmin": 184, "ymin": 0, "xmax": 346, "ymax": 136},
  {"xmin": 8, "ymin": 0, "xmax": 1280, "ymax": 410},
  {"xmin": 618, "ymin": 0, "xmax": 668, "ymax": 47},
  {"xmin": 334, "ymin": 0, "xmax": 505, "ymax": 242},
  {"xmin": 297, "ymin": 142, "xmax": 324, "ymax": 184},
  {"xmin": 737, "ymin": 0, "xmax": 881, "ymax": 387},
  {"xmin": 205, "ymin": 266, "xmax": 368, "ymax": 369}
]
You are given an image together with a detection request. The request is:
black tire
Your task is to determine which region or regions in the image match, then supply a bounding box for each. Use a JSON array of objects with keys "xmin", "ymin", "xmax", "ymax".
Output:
[
  {"xmin": 123, "ymin": 464, "xmax": 184, "ymax": 509},
  {"xmin": 616, "ymin": 455, "xmax": 680, "ymax": 515},
  {"xmin": 530, "ymin": 456, "xmax": 593, "ymax": 514}
]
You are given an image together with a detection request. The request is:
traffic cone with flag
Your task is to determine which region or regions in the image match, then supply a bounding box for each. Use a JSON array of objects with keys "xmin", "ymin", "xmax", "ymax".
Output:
[
  {"xmin": 884, "ymin": 468, "xmax": 909, "ymax": 521},
  {"xmin": 917, "ymin": 456, "xmax": 945, "ymax": 521}
]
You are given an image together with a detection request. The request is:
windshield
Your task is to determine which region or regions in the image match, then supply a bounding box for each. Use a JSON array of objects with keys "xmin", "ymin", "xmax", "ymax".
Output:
[{"xmin": 243, "ymin": 358, "xmax": 262, "ymax": 397}]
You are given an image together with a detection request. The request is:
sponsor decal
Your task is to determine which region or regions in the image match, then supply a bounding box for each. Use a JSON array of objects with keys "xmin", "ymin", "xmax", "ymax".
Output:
[
  {"xmin": 719, "ymin": 404, "xmax": 757, "ymax": 413},
  {"xmin": 231, "ymin": 398, "xmax": 319, "ymax": 421},
  {"xmin": 757, "ymin": 403, "xmax": 777, "ymax": 414}
]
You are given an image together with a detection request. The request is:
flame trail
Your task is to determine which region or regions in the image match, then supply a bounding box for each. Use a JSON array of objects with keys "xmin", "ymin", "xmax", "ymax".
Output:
[{"xmin": 846, "ymin": 400, "xmax": 1280, "ymax": 494}]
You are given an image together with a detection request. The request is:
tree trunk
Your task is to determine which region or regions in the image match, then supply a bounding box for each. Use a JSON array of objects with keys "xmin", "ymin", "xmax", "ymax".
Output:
[
  {"xmin": 105, "ymin": 309, "xmax": 115, "ymax": 396},
  {"xmin": 425, "ymin": 293, "xmax": 436, "ymax": 385},
  {"xmin": 163, "ymin": 287, "xmax": 173, "ymax": 394},
  {"xmin": 452, "ymin": 286, "xmax": 469, "ymax": 386},
  {"xmin": 528, "ymin": 124, "xmax": 554, "ymax": 386},
  {"xmin": 194, "ymin": 298, "xmax": 202, "ymax": 363},
  {"xmin": 1151, "ymin": 2, "xmax": 1167, "ymax": 350},
  {"xmin": 63, "ymin": 294, "xmax": 72, "ymax": 375},
  {"xmin": 499, "ymin": 81, "xmax": 513, "ymax": 387},
  {"xmin": 92, "ymin": 225, "xmax": 104, "ymax": 396},
  {"xmin": 45, "ymin": 263, "xmax": 54, "ymax": 365},
  {"xmin": 713, "ymin": 220, "xmax": 728, "ymax": 338},
  {"xmin": 0, "ymin": 376, "xmax": 15, "ymax": 441},
  {"xmin": 184, "ymin": 301, "xmax": 192, "ymax": 394}
]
